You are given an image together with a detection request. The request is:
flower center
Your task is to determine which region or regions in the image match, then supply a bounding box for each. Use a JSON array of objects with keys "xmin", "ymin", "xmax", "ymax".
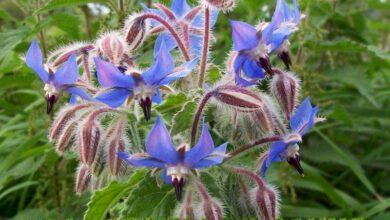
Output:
[
  {"xmin": 166, "ymin": 165, "xmax": 189, "ymax": 200},
  {"xmin": 44, "ymin": 82, "xmax": 59, "ymax": 97}
]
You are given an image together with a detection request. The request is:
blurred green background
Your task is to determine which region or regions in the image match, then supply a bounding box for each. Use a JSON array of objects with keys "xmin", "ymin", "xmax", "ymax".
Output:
[{"xmin": 0, "ymin": 0, "xmax": 389, "ymax": 219}]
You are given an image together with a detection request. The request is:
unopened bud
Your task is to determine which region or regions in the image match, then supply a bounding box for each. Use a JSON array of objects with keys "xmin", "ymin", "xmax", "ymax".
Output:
[
  {"xmin": 55, "ymin": 121, "xmax": 77, "ymax": 155},
  {"xmin": 175, "ymin": 188, "xmax": 196, "ymax": 220},
  {"xmin": 105, "ymin": 118, "xmax": 128, "ymax": 176},
  {"xmin": 195, "ymin": 181, "xmax": 224, "ymax": 220},
  {"xmin": 123, "ymin": 14, "xmax": 149, "ymax": 51},
  {"xmin": 230, "ymin": 167, "xmax": 279, "ymax": 220},
  {"xmin": 48, "ymin": 42, "xmax": 95, "ymax": 68},
  {"xmin": 250, "ymin": 184, "xmax": 280, "ymax": 220},
  {"xmin": 79, "ymin": 120, "xmax": 102, "ymax": 166},
  {"xmin": 212, "ymin": 85, "xmax": 262, "ymax": 112},
  {"xmin": 203, "ymin": 0, "xmax": 235, "ymax": 12},
  {"xmin": 96, "ymin": 31, "xmax": 128, "ymax": 64},
  {"xmin": 270, "ymin": 69, "xmax": 300, "ymax": 120},
  {"xmin": 75, "ymin": 163, "xmax": 91, "ymax": 195},
  {"xmin": 49, "ymin": 103, "xmax": 95, "ymax": 143}
]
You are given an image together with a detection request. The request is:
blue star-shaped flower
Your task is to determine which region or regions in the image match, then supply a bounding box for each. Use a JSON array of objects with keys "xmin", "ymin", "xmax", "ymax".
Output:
[
  {"xmin": 25, "ymin": 39, "xmax": 92, "ymax": 113},
  {"xmin": 118, "ymin": 117, "xmax": 227, "ymax": 199},
  {"xmin": 143, "ymin": 0, "xmax": 219, "ymax": 58},
  {"xmin": 261, "ymin": 97, "xmax": 318, "ymax": 177},
  {"xmin": 94, "ymin": 41, "xmax": 197, "ymax": 120}
]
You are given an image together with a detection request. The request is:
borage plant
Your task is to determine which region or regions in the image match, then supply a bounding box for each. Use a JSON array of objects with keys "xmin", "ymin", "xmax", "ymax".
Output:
[{"xmin": 24, "ymin": 0, "xmax": 324, "ymax": 219}]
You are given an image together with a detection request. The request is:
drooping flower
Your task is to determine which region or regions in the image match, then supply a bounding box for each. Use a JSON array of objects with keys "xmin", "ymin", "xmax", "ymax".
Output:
[
  {"xmin": 229, "ymin": 0, "xmax": 301, "ymax": 86},
  {"xmin": 143, "ymin": 0, "xmax": 219, "ymax": 57},
  {"xmin": 25, "ymin": 39, "xmax": 92, "ymax": 113},
  {"xmin": 118, "ymin": 117, "xmax": 227, "ymax": 199},
  {"xmin": 261, "ymin": 97, "xmax": 318, "ymax": 177},
  {"xmin": 94, "ymin": 41, "xmax": 196, "ymax": 120},
  {"xmin": 268, "ymin": 0, "xmax": 301, "ymax": 69}
]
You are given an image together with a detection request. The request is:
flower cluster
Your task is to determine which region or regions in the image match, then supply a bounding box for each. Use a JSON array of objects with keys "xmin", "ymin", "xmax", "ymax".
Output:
[{"xmin": 24, "ymin": 0, "xmax": 323, "ymax": 219}]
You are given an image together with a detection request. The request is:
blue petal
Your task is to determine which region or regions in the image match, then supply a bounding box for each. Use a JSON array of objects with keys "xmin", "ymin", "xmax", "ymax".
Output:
[
  {"xmin": 159, "ymin": 58, "xmax": 197, "ymax": 85},
  {"xmin": 260, "ymin": 161, "xmax": 268, "ymax": 178},
  {"xmin": 95, "ymin": 88, "xmax": 131, "ymax": 108},
  {"xmin": 184, "ymin": 119, "xmax": 214, "ymax": 167},
  {"xmin": 141, "ymin": 3, "xmax": 165, "ymax": 27},
  {"xmin": 171, "ymin": 0, "xmax": 191, "ymax": 17},
  {"xmin": 117, "ymin": 152, "xmax": 165, "ymax": 168},
  {"xmin": 146, "ymin": 117, "xmax": 179, "ymax": 165},
  {"xmin": 290, "ymin": 97, "xmax": 313, "ymax": 132},
  {"xmin": 266, "ymin": 141, "xmax": 287, "ymax": 167},
  {"xmin": 230, "ymin": 20, "xmax": 259, "ymax": 51},
  {"xmin": 94, "ymin": 57, "xmax": 135, "ymax": 88},
  {"xmin": 53, "ymin": 54, "xmax": 78, "ymax": 86},
  {"xmin": 192, "ymin": 142, "xmax": 227, "ymax": 168},
  {"xmin": 25, "ymin": 39, "xmax": 49, "ymax": 83},
  {"xmin": 162, "ymin": 169, "xmax": 173, "ymax": 185},
  {"xmin": 233, "ymin": 54, "xmax": 257, "ymax": 87},
  {"xmin": 152, "ymin": 89, "xmax": 162, "ymax": 104},
  {"xmin": 69, "ymin": 95, "xmax": 77, "ymax": 105},
  {"xmin": 191, "ymin": 7, "xmax": 219, "ymax": 28},
  {"xmin": 65, "ymin": 86, "xmax": 92, "ymax": 101},
  {"xmin": 154, "ymin": 33, "xmax": 176, "ymax": 57},
  {"xmin": 299, "ymin": 106, "xmax": 318, "ymax": 136},
  {"xmin": 242, "ymin": 58, "xmax": 265, "ymax": 79},
  {"xmin": 269, "ymin": 25, "xmax": 294, "ymax": 51},
  {"xmin": 142, "ymin": 41, "xmax": 175, "ymax": 85},
  {"xmin": 293, "ymin": 0, "xmax": 301, "ymax": 23},
  {"xmin": 188, "ymin": 35, "xmax": 203, "ymax": 58}
]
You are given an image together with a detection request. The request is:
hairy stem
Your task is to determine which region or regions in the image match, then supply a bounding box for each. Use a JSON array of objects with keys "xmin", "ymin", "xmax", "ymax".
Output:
[
  {"xmin": 142, "ymin": 13, "xmax": 191, "ymax": 61},
  {"xmin": 190, "ymin": 90, "xmax": 214, "ymax": 146},
  {"xmin": 228, "ymin": 136, "xmax": 282, "ymax": 159},
  {"xmin": 198, "ymin": 6, "xmax": 210, "ymax": 87}
]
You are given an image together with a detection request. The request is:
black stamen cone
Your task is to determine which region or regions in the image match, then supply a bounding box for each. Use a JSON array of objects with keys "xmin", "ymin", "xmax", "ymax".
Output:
[
  {"xmin": 259, "ymin": 56, "xmax": 273, "ymax": 76},
  {"xmin": 278, "ymin": 51, "xmax": 292, "ymax": 70},
  {"xmin": 46, "ymin": 95, "xmax": 58, "ymax": 114},
  {"xmin": 172, "ymin": 178, "xmax": 185, "ymax": 201},
  {"xmin": 139, "ymin": 97, "xmax": 152, "ymax": 121},
  {"xmin": 287, "ymin": 155, "xmax": 304, "ymax": 177}
]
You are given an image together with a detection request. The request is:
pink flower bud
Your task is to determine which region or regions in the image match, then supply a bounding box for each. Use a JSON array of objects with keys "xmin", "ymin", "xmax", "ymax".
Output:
[
  {"xmin": 75, "ymin": 163, "xmax": 91, "ymax": 195},
  {"xmin": 104, "ymin": 118, "xmax": 128, "ymax": 176},
  {"xmin": 195, "ymin": 181, "xmax": 224, "ymax": 220},
  {"xmin": 123, "ymin": 14, "xmax": 149, "ymax": 51},
  {"xmin": 175, "ymin": 188, "xmax": 196, "ymax": 220},
  {"xmin": 49, "ymin": 103, "xmax": 96, "ymax": 143},
  {"xmin": 230, "ymin": 167, "xmax": 279, "ymax": 220},
  {"xmin": 270, "ymin": 69, "xmax": 300, "ymax": 120},
  {"xmin": 78, "ymin": 108, "xmax": 112, "ymax": 166},
  {"xmin": 48, "ymin": 42, "xmax": 95, "ymax": 68},
  {"xmin": 55, "ymin": 121, "xmax": 77, "ymax": 155},
  {"xmin": 212, "ymin": 85, "xmax": 263, "ymax": 112},
  {"xmin": 96, "ymin": 31, "xmax": 128, "ymax": 64},
  {"xmin": 203, "ymin": 0, "xmax": 235, "ymax": 12}
]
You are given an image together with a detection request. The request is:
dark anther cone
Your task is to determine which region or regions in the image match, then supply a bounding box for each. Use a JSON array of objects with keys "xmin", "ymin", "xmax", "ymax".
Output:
[
  {"xmin": 259, "ymin": 56, "xmax": 273, "ymax": 76},
  {"xmin": 278, "ymin": 51, "xmax": 292, "ymax": 70},
  {"xmin": 287, "ymin": 155, "xmax": 304, "ymax": 177},
  {"xmin": 46, "ymin": 95, "xmax": 58, "ymax": 114},
  {"xmin": 139, "ymin": 97, "xmax": 152, "ymax": 121},
  {"xmin": 172, "ymin": 178, "xmax": 185, "ymax": 201}
]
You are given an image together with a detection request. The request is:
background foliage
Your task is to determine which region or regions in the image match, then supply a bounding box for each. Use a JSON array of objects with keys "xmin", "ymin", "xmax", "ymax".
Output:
[{"xmin": 0, "ymin": 0, "xmax": 389, "ymax": 219}]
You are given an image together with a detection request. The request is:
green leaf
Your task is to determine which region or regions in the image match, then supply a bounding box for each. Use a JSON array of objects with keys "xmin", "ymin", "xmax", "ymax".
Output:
[
  {"xmin": 362, "ymin": 199, "xmax": 390, "ymax": 218},
  {"xmin": 84, "ymin": 169, "xmax": 147, "ymax": 220},
  {"xmin": 155, "ymin": 92, "xmax": 188, "ymax": 119},
  {"xmin": 0, "ymin": 27, "xmax": 31, "ymax": 62},
  {"xmin": 315, "ymin": 128, "xmax": 377, "ymax": 195},
  {"xmin": 36, "ymin": 0, "xmax": 110, "ymax": 13},
  {"xmin": 120, "ymin": 174, "xmax": 176, "ymax": 219},
  {"xmin": 0, "ymin": 181, "xmax": 38, "ymax": 200},
  {"xmin": 170, "ymin": 99, "xmax": 197, "ymax": 135}
]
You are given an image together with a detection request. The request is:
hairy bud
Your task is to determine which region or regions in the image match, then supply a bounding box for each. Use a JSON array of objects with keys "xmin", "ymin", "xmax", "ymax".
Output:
[
  {"xmin": 175, "ymin": 188, "xmax": 196, "ymax": 220},
  {"xmin": 123, "ymin": 14, "xmax": 149, "ymax": 51},
  {"xmin": 270, "ymin": 69, "xmax": 300, "ymax": 120},
  {"xmin": 203, "ymin": 0, "xmax": 235, "ymax": 12},
  {"xmin": 75, "ymin": 163, "xmax": 91, "ymax": 195},
  {"xmin": 49, "ymin": 103, "xmax": 96, "ymax": 143},
  {"xmin": 211, "ymin": 85, "xmax": 263, "ymax": 112},
  {"xmin": 78, "ymin": 108, "xmax": 113, "ymax": 166},
  {"xmin": 195, "ymin": 181, "xmax": 224, "ymax": 220},
  {"xmin": 48, "ymin": 42, "xmax": 95, "ymax": 68},
  {"xmin": 96, "ymin": 31, "xmax": 128, "ymax": 64},
  {"xmin": 230, "ymin": 167, "xmax": 279, "ymax": 220},
  {"xmin": 55, "ymin": 121, "xmax": 77, "ymax": 155}
]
